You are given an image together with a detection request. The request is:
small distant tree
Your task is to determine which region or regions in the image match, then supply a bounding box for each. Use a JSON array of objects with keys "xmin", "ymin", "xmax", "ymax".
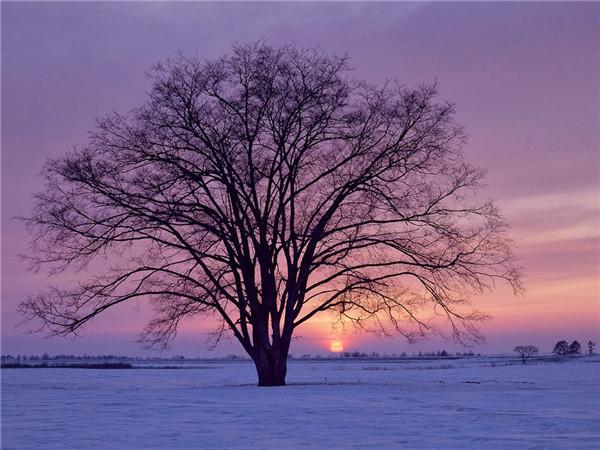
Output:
[
  {"xmin": 553, "ymin": 340, "xmax": 569, "ymax": 356},
  {"xmin": 569, "ymin": 340, "xmax": 581, "ymax": 355},
  {"xmin": 588, "ymin": 340, "xmax": 596, "ymax": 355},
  {"xmin": 513, "ymin": 345, "xmax": 538, "ymax": 365}
]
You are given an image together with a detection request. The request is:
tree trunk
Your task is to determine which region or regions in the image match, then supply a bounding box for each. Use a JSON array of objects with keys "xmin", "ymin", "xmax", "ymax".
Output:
[{"xmin": 253, "ymin": 346, "xmax": 288, "ymax": 386}]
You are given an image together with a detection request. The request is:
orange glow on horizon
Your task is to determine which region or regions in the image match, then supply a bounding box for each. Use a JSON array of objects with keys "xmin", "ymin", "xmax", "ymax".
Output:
[{"xmin": 330, "ymin": 341, "xmax": 344, "ymax": 353}]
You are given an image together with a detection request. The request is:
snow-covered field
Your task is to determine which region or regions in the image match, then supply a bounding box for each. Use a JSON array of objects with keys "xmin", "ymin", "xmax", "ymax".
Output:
[{"xmin": 2, "ymin": 357, "xmax": 599, "ymax": 449}]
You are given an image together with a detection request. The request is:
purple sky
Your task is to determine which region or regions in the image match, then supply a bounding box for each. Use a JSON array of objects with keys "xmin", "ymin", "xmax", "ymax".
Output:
[{"xmin": 2, "ymin": 2, "xmax": 599, "ymax": 357}]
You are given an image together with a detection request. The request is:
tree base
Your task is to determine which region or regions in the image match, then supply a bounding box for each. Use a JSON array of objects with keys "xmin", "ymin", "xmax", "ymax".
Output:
[
  {"xmin": 257, "ymin": 380, "xmax": 287, "ymax": 387},
  {"xmin": 254, "ymin": 352, "xmax": 287, "ymax": 386}
]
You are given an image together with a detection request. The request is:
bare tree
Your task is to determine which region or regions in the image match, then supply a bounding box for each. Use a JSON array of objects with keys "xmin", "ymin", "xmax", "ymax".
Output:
[
  {"xmin": 514, "ymin": 345, "xmax": 538, "ymax": 365},
  {"xmin": 20, "ymin": 43, "xmax": 521, "ymax": 386}
]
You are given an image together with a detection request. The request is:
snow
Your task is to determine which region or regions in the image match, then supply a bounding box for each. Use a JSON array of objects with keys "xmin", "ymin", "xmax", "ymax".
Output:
[{"xmin": 2, "ymin": 357, "xmax": 599, "ymax": 449}]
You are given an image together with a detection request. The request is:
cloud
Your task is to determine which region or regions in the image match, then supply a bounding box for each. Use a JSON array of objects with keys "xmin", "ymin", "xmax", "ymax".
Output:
[{"xmin": 499, "ymin": 189, "xmax": 599, "ymax": 245}]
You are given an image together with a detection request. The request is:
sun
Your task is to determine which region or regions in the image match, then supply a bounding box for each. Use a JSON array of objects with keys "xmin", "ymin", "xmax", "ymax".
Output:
[{"xmin": 329, "ymin": 341, "xmax": 344, "ymax": 353}]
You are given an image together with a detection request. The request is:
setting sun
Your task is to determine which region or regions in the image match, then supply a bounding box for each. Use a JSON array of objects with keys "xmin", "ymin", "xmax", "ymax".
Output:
[{"xmin": 330, "ymin": 341, "xmax": 344, "ymax": 353}]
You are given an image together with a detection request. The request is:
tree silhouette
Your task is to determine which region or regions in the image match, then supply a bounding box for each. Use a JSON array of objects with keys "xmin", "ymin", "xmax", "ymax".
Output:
[
  {"xmin": 20, "ymin": 43, "xmax": 521, "ymax": 386},
  {"xmin": 588, "ymin": 340, "xmax": 596, "ymax": 355},
  {"xmin": 569, "ymin": 340, "xmax": 581, "ymax": 355},
  {"xmin": 553, "ymin": 340, "xmax": 569, "ymax": 356},
  {"xmin": 513, "ymin": 345, "xmax": 538, "ymax": 365}
]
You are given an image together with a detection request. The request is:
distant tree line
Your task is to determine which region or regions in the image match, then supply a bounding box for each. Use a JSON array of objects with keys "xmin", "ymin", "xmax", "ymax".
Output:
[
  {"xmin": 0, "ymin": 354, "xmax": 250, "ymax": 362},
  {"xmin": 553, "ymin": 340, "xmax": 596, "ymax": 356},
  {"xmin": 1, "ymin": 362, "xmax": 133, "ymax": 369},
  {"xmin": 4, "ymin": 342, "xmax": 593, "ymax": 364},
  {"xmin": 334, "ymin": 350, "xmax": 479, "ymax": 359},
  {"xmin": 1, "ymin": 354, "xmax": 153, "ymax": 362},
  {"xmin": 511, "ymin": 339, "xmax": 596, "ymax": 364}
]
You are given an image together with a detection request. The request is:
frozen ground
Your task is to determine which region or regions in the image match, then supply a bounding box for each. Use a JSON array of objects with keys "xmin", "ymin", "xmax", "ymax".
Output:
[{"xmin": 2, "ymin": 356, "xmax": 599, "ymax": 449}]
